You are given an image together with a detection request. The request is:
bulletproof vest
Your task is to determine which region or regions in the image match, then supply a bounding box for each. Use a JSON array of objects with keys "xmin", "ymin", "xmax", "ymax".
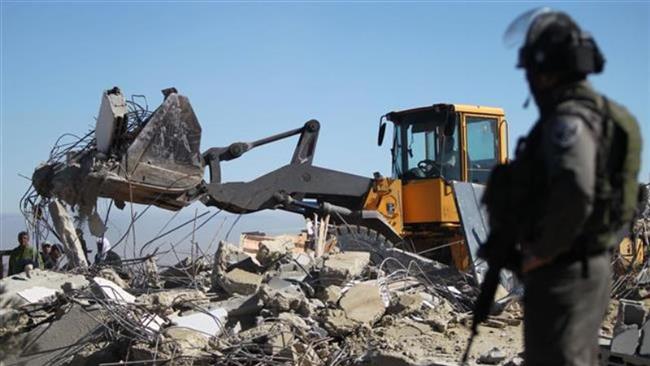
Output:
[
  {"xmin": 530, "ymin": 84, "xmax": 641, "ymax": 251},
  {"xmin": 485, "ymin": 83, "xmax": 641, "ymax": 254}
]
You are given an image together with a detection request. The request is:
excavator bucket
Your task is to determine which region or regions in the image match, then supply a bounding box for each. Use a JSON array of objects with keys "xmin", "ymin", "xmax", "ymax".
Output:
[{"xmin": 32, "ymin": 88, "xmax": 205, "ymax": 213}]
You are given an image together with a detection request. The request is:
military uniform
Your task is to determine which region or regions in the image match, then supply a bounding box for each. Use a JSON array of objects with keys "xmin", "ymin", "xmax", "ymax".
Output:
[
  {"xmin": 516, "ymin": 79, "xmax": 643, "ymax": 365},
  {"xmin": 497, "ymin": 8, "xmax": 643, "ymax": 365},
  {"xmin": 517, "ymin": 80, "xmax": 614, "ymax": 366}
]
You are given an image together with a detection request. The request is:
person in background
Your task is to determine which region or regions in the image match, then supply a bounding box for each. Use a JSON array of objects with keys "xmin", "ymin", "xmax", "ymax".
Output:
[
  {"xmin": 44, "ymin": 244, "xmax": 64, "ymax": 270},
  {"xmin": 8, "ymin": 231, "xmax": 43, "ymax": 275},
  {"xmin": 95, "ymin": 237, "xmax": 122, "ymax": 267},
  {"xmin": 40, "ymin": 242, "xmax": 52, "ymax": 264}
]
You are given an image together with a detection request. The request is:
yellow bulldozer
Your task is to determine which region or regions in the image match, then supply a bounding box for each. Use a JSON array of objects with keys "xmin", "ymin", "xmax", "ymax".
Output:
[{"xmin": 32, "ymin": 88, "xmax": 508, "ymax": 275}]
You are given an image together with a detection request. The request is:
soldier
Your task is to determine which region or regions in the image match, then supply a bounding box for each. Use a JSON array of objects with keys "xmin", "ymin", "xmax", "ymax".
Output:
[{"xmin": 503, "ymin": 8, "xmax": 642, "ymax": 365}]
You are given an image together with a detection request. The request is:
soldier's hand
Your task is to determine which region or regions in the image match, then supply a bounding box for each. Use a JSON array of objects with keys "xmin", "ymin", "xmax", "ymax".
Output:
[{"xmin": 522, "ymin": 255, "xmax": 553, "ymax": 273}]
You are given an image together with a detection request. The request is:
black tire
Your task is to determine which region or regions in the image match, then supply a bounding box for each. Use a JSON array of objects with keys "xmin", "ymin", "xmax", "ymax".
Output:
[{"xmin": 330, "ymin": 224, "xmax": 395, "ymax": 265}]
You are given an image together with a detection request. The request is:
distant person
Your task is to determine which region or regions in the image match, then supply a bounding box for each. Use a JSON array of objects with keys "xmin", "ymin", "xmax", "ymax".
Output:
[
  {"xmin": 8, "ymin": 231, "xmax": 43, "ymax": 275},
  {"xmin": 95, "ymin": 237, "xmax": 122, "ymax": 267},
  {"xmin": 44, "ymin": 244, "xmax": 63, "ymax": 270},
  {"xmin": 40, "ymin": 242, "xmax": 52, "ymax": 263}
]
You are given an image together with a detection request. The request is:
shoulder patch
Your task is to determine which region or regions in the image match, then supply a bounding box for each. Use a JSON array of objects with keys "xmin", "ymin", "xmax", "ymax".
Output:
[{"xmin": 550, "ymin": 115, "xmax": 582, "ymax": 149}]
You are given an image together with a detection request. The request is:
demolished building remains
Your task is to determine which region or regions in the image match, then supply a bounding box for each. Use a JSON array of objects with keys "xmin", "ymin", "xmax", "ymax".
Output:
[{"xmin": 3, "ymin": 87, "xmax": 650, "ymax": 365}]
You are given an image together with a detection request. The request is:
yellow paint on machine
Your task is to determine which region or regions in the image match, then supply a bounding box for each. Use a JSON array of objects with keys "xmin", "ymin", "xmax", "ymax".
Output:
[
  {"xmin": 362, "ymin": 177, "xmax": 404, "ymax": 235},
  {"xmin": 401, "ymin": 178, "xmax": 459, "ymax": 224}
]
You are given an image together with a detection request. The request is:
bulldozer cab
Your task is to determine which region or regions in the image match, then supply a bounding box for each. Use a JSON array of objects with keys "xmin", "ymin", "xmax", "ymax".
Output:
[{"xmin": 381, "ymin": 104, "xmax": 507, "ymax": 185}]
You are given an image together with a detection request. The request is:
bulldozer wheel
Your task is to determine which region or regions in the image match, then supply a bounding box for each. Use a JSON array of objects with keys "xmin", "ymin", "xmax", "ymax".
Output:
[{"xmin": 330, "ymin": 225, "xmax": 395, "ymax": 265}]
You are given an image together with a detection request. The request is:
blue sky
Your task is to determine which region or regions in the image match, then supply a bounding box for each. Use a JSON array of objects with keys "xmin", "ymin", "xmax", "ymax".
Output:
[{"xmin": 1, "ymin": 1, "xmax": 648, "ymax": 219}]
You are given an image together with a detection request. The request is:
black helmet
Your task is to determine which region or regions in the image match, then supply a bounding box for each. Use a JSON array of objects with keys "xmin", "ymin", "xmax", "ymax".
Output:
[{"xmin": 504, "ymin": 8, "xmax": 605, "ymax": 75}]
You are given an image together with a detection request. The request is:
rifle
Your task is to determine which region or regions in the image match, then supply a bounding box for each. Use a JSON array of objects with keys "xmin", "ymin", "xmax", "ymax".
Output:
[
  {"xmin": 461, "ymin": 230, "xmax": 519, "ymax": 364},
  {"xmin": 460, "ymin": 162, "xmax": 524, "ymax": 364}
]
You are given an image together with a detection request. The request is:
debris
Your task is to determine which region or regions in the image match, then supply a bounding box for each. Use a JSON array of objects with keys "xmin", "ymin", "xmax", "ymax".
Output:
[
  {"xmin": 97, "ymin": 267, "xmax": 128, "ymax": 288},
  {"xmin": 219, "ymin": 268, "xmax": 263, "ymax": 295},
  {"xmin": 92, "ymin": 276, "xmax": 135, "ymax": 303},
  {"xmin": 320, "ymin": 251, "xmax": 370, "ymax": 286},
  {"xmin": 256, "ymin": 237, "xmax": 295, "ymax": 266},
  {"xmin": 339, "ymin": 282, "xmax": 385, "ymax": 325},
  {"xmin": 169, "ymin": 308, "xmax": 228, "ymax": 337},
  {"xmin": 16, "ymin": 286, "xmax": 58, "ymax": 304},
  {"xmin": 389, "ymin": 292, "xmax": 423, "ymax": 315},
  {"xmin": 48, "ymin": 199, "xmax": 89, "ymax": 268},
  {"xmin": 478, "ymin": 347, "xmax": 507, "ymax": 364},
  {"xmin": 318, "ymin": 285, "xmax": 342, "ymax": 306}
]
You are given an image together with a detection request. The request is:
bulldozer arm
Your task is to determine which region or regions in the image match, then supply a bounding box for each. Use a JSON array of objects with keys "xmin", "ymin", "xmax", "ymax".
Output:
[{"xmin": 32, "ymin": 88, "xmax": 377, "ymax": 229}]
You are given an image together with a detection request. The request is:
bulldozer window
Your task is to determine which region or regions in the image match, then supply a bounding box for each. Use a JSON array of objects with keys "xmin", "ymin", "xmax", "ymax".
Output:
[
  {"xmin": 466, "ymin": 116, "xmax": 498, "ymax": 184},
  {"xmin": 397, "ymin": 119, "xmax": 460, "ymax": 181}
]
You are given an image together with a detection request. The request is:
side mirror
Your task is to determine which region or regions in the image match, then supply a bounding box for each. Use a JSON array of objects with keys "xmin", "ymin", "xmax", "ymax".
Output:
[
  {"xmin": 443, "ymin": 113, "xmax": 457, "ymax": 137},
  {"xmin": 378, "ymin": 121, "xmax": 387, "ymax": 146}
]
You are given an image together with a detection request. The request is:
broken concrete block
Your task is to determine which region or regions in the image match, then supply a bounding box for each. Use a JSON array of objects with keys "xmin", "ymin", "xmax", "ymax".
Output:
[
  {"xmin": 164, "ymin": 327, "xmax": 210, "ymax": 357},
  {"xmin": 211, "ymin": 241, "xmax": 256, "ymax": 291},
  {"xmin": 0, "ymin": 269, "xmax": 88, "ymax": 306},
  {"xmin": 98, "ymin": 267, "xmax": 128, "ymax": 288},
  {"xmin": 320, "ymin": 251, "xmax": 370, "ymax": 286},
  {"xmin": 2, "ymin": 305, "xmax": 103, "ymax": 366},
  {"xmin": 388, "ymin": 292, "xmax": 423, "ymax": 315},
  {"xmin": 169, "ymin": 308, "xmax": 228, "ymax": 337},
  {"xmin": 260, "ymin": 284, "xmax": 311, "ymax": 316},
  {"xmin": 611, "ymin": 323, "xmax": 640, "ymax": 356},
  {"xmin": 322, "ymin": 309, "xmax": 360, "ymax": 336},
  {"xmin": 136, "ymin": 289, "xmax": 207, "ymax": 315},
  {"xmin": 478, "ymin": 347, "xmax": 506, "ymax": 364},
  {"xmin": 339, "ymin": 283, "xmax": 385, "ymax": 325},
  {"xmin": 93, "ymin": 277, "xmax": 135, "ymax": 303},
  {"xmin": 256, "ymin": 237, "xmax": 294, "ymax": 266},
  {"xmin": 318, "ymin": 285, "xmax": 342, "ymax": 306},
  {"xmin": 16, "ymin": 286, "xmax": 58, "ymax": 304},
  {"xmin": 214, "ymin": 241, "xmax": 251, "ymax": 270},
  {"xmin": 278, "ymin": 312, "xmax": 310, "ymax": 331},
  {"xmin": 219, "ymin": 268, "xmax": 262, "ymax": 295},
  {"xmin": 48, "ymin": 199, "xmax": 88, "ymax": 268},
  {"xmin": 638, "ymin": 320, "xmax": 650, "ymax": 356}
]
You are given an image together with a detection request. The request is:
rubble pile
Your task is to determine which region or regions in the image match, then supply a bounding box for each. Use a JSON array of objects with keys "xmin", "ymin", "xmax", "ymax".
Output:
[{"xmin": 0, "ymin": 234, "xmax": 525, "ymax": 365}]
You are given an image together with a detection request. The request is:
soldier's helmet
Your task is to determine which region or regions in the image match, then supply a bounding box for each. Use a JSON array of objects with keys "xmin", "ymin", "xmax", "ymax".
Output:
[{"xmin": 504, "ymin": 8, "xmax": 605, "ymax": 75}]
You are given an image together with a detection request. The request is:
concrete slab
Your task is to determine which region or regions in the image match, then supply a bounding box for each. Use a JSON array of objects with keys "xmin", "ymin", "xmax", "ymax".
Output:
[
  {"xmin": 2, "ymin": 305, "xmax": 103, "ymax": 366},
  {"xmin": 17, "ymin": 286, "xmax": 58, "ymax": 304},
  {"xmin": 169, "ymin": 308, "xmax": 228, "ymax": 337},
  {"xmin": 0, "ymin": 269, "xmax": 88, "ymax": 306},
  {"xmin": 93, "ymin": 277, "xmax": 135, "ymax": 303}
]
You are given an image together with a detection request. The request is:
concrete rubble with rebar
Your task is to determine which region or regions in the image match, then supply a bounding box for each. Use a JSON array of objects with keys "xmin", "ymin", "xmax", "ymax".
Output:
[{"xmin": 1, "ymin": 233, "xmax": 529, "ymax": 366}]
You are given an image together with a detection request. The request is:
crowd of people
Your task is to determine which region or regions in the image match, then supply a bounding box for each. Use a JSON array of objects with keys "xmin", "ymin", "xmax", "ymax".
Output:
[{"xmin": 6, "ymin": 230, "xmax": 122, "ymax": 276}]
